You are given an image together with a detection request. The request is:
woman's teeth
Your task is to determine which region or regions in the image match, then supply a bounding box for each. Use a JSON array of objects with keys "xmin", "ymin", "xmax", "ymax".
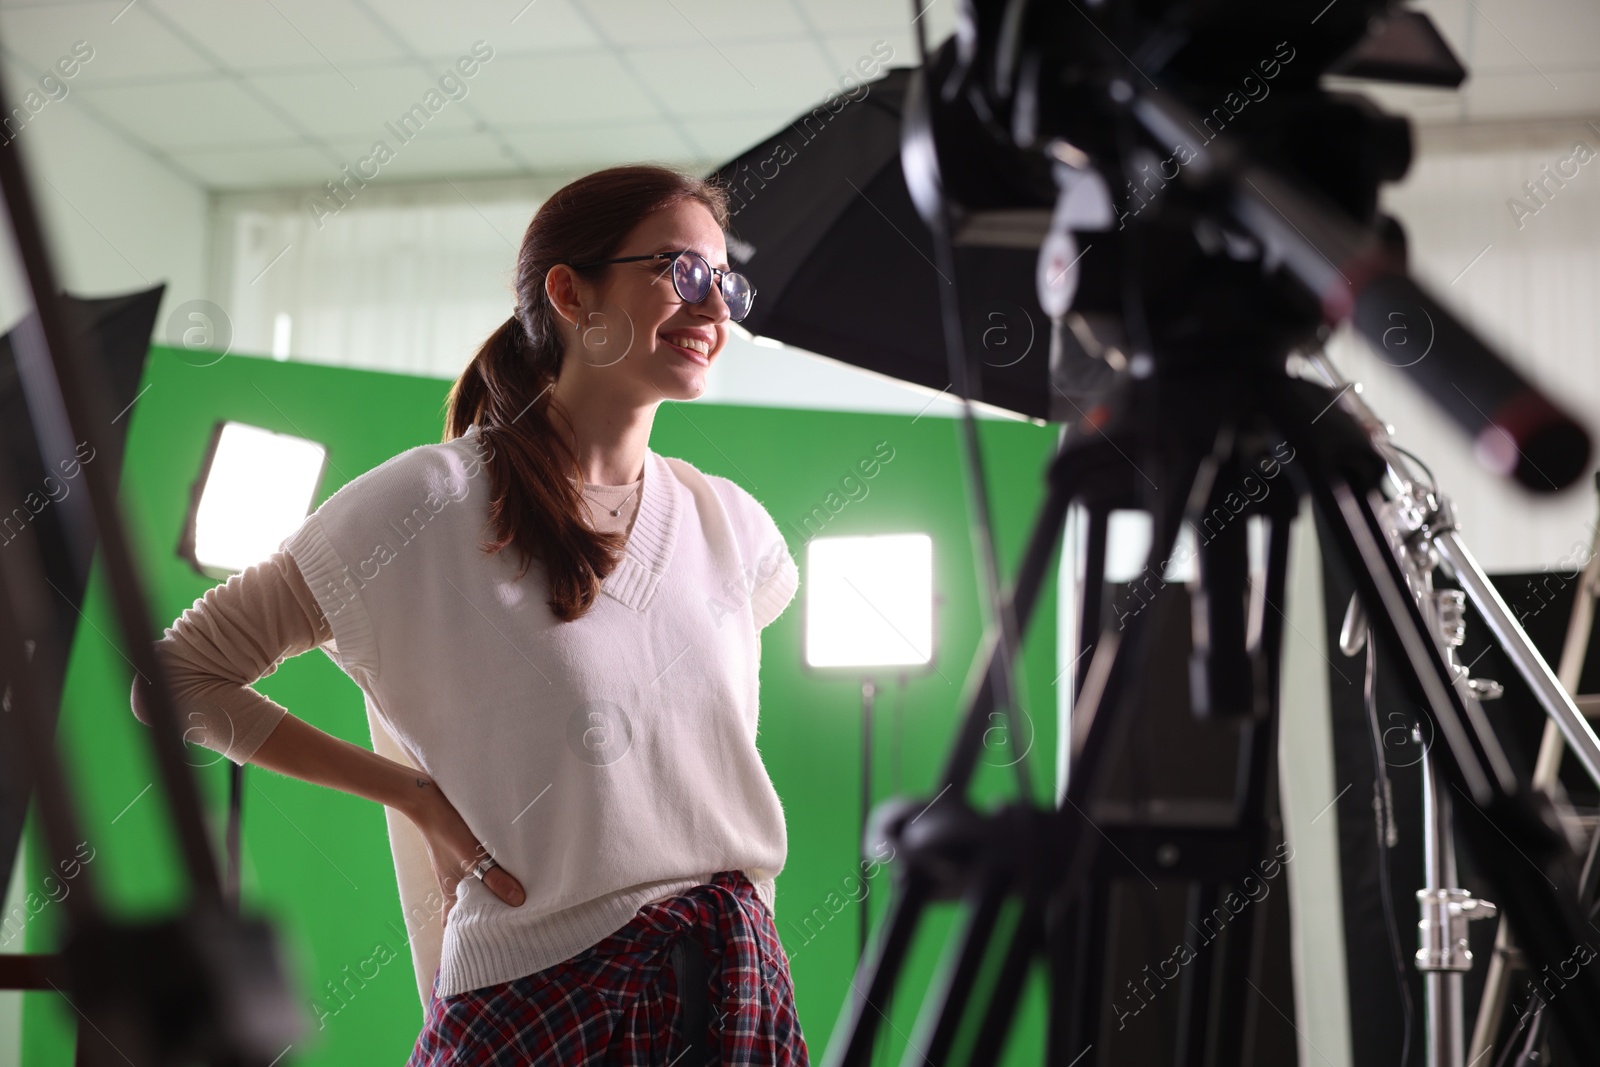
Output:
[{"xmin": 663, "ymin": 335, "xmax": 710, "ymax": 356}]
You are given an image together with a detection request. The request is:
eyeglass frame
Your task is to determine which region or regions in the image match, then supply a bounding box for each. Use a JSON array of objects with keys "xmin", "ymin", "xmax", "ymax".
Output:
[{"xmin": 567, "ymin": 249, "xmax": 757, "ymax": 322}]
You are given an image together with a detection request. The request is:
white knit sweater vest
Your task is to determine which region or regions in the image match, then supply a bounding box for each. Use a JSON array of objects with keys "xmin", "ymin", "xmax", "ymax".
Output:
[{"xmin": 282, "ymin": 425, "xmax": 800, "ymax": 998}]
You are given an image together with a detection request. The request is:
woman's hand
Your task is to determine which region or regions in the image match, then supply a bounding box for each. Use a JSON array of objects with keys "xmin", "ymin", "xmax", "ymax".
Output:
[{"xmin": 404, "ymin": 778, "xmax": 526, "ymax": 926}]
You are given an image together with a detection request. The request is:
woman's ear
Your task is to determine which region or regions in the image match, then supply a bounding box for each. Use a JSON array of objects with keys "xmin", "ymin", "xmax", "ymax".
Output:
[{"xmin": 545, "ymin": 264, "xmax": 583, "ymax": 330}]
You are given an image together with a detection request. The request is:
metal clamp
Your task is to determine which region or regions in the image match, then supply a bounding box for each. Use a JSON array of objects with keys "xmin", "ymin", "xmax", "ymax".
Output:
[{"xmin": 1416, "ymin": 888, "xmax": 1498, "ymax": 972}]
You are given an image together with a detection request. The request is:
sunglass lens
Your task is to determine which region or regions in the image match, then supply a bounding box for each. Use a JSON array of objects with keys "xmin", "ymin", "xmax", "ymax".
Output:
[
  {"xmin": 673, "ymin": 251, "xmax": 713, "ymax": 303},
  {"xmin": 723, "ymin": 274, "xmax": 754, "ymax": 322}
]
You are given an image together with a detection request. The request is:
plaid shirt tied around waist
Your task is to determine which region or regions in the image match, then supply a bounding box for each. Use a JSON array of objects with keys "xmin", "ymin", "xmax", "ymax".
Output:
[{"xmin": 408, "ymin": 870, "xmax": 809, "ymax": 1066}]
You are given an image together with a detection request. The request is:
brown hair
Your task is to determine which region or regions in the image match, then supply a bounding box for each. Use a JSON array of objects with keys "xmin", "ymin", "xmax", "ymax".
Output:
[{"xmin": 444, "ymin": 164, "xmax": 731, "ymax": 621}]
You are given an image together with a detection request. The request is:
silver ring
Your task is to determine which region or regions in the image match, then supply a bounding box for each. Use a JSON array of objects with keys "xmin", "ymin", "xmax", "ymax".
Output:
[{"xmin": 471, "ymin": 856, "xmax": 499, "ymax": 880}]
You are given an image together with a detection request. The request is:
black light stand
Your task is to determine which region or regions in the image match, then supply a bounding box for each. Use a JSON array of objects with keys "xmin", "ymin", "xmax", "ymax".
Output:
[{"xmin": 0, "ymin": 54, "xmax": 304, "ymax": 1067}]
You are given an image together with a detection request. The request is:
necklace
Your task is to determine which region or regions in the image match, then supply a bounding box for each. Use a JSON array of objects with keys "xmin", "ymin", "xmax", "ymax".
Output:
[{"xmin": 582, "ymin": 483, "xmax": 639, "ymax": 517}]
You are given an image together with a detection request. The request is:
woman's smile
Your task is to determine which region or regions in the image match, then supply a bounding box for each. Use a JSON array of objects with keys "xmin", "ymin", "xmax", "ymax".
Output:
[{"xmin": 660, "ymin": 329, "xmax": 715, "ymax": 366}]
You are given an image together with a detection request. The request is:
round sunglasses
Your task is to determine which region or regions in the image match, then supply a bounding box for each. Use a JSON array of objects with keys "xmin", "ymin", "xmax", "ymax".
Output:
[{"xmin": 570, "ymin": 248, "xmax": 756, "ymax": 322}]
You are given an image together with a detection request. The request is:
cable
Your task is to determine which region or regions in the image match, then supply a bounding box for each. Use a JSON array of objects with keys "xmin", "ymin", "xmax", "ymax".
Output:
[
  {"xmin": 903, "ymin": 0, "xmax": 1032, "ymax": 800},
  {"xmin": 1362, "ymin": 635, "xmax": 1416, "ymax": 1066},
  {"xmin": 1390, "ymin": 444, "xmax": 1438, "ymax": 494}
]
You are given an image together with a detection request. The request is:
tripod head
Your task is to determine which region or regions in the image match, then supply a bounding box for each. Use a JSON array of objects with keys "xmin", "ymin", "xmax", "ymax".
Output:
[{"xmin": 901, "ymin": 0, "xmax": 1592, "ymax": 490}]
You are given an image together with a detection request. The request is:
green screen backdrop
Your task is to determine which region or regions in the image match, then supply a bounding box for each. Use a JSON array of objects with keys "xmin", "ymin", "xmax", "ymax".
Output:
[{"xmin": 16, "ymin": 345, "xmax": 1062, "ymax": 1065}]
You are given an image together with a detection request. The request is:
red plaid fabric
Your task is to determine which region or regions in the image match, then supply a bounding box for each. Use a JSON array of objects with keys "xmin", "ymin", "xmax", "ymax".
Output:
[{"xmin": 407, "ymin": 870, "xmax": 809, "ymax": 1066}]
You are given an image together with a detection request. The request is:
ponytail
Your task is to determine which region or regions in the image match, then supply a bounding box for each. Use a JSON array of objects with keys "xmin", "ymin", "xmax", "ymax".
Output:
[
  {"xmin": 444, "ymin": 313, "xmax": 624, "ymax": 621},
  {"xmin": 443, "ymin": 165, "xmax": 731, "ymax": 621}
]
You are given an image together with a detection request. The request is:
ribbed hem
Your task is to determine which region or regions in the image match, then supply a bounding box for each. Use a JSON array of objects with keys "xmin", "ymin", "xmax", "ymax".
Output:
[
  {"xmin": 438, "ymin": 869, "xmax": 780, "ymax": 997},
  {"xmin": 282, "ymin": 514, "xmax": 380, "ymax": 684},
  {"xmin": 439, "ymin": 876, "xmax": 699, "ymax": 996}
]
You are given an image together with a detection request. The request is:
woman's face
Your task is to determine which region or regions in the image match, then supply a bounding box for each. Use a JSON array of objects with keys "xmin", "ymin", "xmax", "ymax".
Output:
[{"xmin": 552, "ymin": 199, "xmax": 732, "ymax": 403}]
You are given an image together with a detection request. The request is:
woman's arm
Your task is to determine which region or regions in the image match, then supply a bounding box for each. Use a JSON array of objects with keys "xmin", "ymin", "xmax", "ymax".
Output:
[
  {"xmin": 131, "ymin": 551, "xmax": 524, "ymax": 911},
  {"xmin": 247, "ymin": 706, "xmax": 524, "ymax": 914},
  {"xmin": 246, "ymin": 704, "xmax": 433, "ymax": 818}
]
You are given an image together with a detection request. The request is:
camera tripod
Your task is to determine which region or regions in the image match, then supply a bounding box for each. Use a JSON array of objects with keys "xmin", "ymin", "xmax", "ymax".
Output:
[
  {"xmin": 820, "ymin": 351, "xmax": 1600, "ymax": 1067},
  {"xmin": 810, "ymin": 1, "xmax": 1600, "ymax": 1060}
]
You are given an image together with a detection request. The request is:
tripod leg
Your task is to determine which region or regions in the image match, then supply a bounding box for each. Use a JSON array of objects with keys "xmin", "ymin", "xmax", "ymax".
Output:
[
  {"xmin": 967, "ymin": 873, "xmax": 1051, "ymax": 1067},
  {"xmin": 1053, "ymin": 877, "xmax": 1114, "ymax": 1066},
  {"xmin": 820, "ymin": 446, "xmax": 1091, "ymax": 1067},
  {"xmin": 897, "ymin": 855, "xmax": 1045, "ymax": 1067},
  {"xmin": 1073, "ymin": 505, "xmax": 1109, "ymax": 708},
  {"xmin": 1049, "ymin": 446, "xmax": 1218, "ymax": 1065},
  {"xmin": 1210, "ymin": 511, "xmax": 1295, "ymax": 1065},
  {"xmin": 905, "ymin": 864, "xmax": 1011, "ymax": 1067},
  {"xmin": 1175, "ymin": 882, "xmax": 1220, "ymax": 1067}
]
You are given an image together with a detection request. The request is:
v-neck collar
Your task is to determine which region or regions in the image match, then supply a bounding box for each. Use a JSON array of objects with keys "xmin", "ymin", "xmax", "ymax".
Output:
[
  {"xmin": 462, "ymin": 427, "xmax": 678, "ymax": 612},
  {"xmin": 598, "ymin": 446, "xmax": 678, "ymax": 611}
]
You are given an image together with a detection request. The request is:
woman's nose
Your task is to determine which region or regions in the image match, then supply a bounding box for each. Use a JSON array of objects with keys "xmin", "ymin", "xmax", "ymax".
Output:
[{"xmin": 695, "ymin": 282, "xmax": 731, "ymax": 323}]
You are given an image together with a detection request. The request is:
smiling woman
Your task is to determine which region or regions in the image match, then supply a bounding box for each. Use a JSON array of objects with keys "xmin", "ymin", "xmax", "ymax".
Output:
[
  {"xmin": 134, "ymin": 163, "xmax": 807, "ymax": 1067},
  {"xmin": 446, "ymin": 165, "xmax": 755, "ymax": 621}
]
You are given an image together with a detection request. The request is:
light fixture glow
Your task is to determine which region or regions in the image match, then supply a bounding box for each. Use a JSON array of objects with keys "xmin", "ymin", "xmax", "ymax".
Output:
[
  {"xmin": 191, "ymin": 422, "xmax": 325, "ymax": 573},
  {"xmin": 805, "ymin": 533, "xmax": 933, "ymax": 668},
  {"xmin": 1104, "ymin": 509, "xmax": 1198, "ymax": 584}
]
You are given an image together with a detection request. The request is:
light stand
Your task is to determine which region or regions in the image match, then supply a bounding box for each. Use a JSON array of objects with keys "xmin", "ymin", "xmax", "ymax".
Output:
[
  {"xmin": 801, "ymin": 533, "xmax": 937, "ymax": 966},
  {"xmin": 862, "ymin": 677, "xmax": 874, "ymax": 959},
  {"xmin": 1468, "ymin": 479, "xmax": 1600, "ymax": 1065}
]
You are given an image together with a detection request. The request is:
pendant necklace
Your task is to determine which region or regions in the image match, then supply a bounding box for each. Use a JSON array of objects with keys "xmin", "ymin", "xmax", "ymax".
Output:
[{"xmin": 583, "ymin": 484, "xmax": 639, "ymax": 517}]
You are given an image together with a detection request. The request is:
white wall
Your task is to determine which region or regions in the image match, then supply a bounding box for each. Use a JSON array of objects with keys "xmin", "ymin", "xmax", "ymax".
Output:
[
  {"xmin": 0, "ymin": 48, "xmax": 207, "ymax": 338},
  {"xmin": 206, "ymin": 177, "xmax": 1031, "ymax": 422},
  {"xmin": 1329, "ymin": 120, "xmax": 1600, "ymax": 573}
]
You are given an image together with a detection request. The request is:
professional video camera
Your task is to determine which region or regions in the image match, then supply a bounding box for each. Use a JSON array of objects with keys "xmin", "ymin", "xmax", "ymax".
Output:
[{"xmin": 809, "ymin": 2, "xmax": 1600, "ymax": 1065}]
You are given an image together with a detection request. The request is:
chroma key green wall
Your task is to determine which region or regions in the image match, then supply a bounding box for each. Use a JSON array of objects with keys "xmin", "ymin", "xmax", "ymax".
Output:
[{"xmin": 15, "ymin": 345, "xmax": 1061, "ymax": 1065}]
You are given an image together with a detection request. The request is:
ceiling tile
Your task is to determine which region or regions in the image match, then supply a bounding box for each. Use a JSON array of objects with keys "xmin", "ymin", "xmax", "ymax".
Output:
[
  {"xmin": 815, "ymin": 29, "xmax": 913, "ymax": 76},
  {"xmin": 678, "ymin": 114, "xmax": 798, "ymax": 162},
  {"xmin": 72, "ymin": 77, "xmax": 306, "ymax": 149},
  {"xmin": 461, "ymin": 49, "xmax": 662, "ymax": 125},
  {"xmin": 167, "ymin": 140, "xmax": 339, "ymax": 189},
  {"xmin": 3, "ymin": 0, "xmax": 1591, "ymax": 194},
  {"xmin": 498, "ymin": 120, "xmax": 693, "ymax": 171},
  {"xmin": 0, "ymin": 1, "xmax": 213, "ymax": 85},
  {"xmin": 624, "ymin": 39, "xmax": 836, "ymax": 120},
  {"xmin": 579, "ymin": 0, "xmax": 805, "ymax": 47},
  {"xmin": 143, "ymin": 0, "xmax": 407, "ymax": 73},
  {"xmin": 385, "ymin": 0, "xmax": 600, "ymax": 57},
  {"xmin": 786, "ymin": 0, "xmax": 920, "ymax": 32},
  {"xmin": 328, "ymin": 131, "xmax": 525, "ymax": 184},
  {"xmin": 247, "ymin": 63, "xmax": 487, "ymax": 141}
]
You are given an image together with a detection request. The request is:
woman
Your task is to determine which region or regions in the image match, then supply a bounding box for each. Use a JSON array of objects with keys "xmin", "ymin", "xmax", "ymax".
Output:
[{"xmin": 131, "ymin": 164, "xmax": 808, "ymax": 1065}]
